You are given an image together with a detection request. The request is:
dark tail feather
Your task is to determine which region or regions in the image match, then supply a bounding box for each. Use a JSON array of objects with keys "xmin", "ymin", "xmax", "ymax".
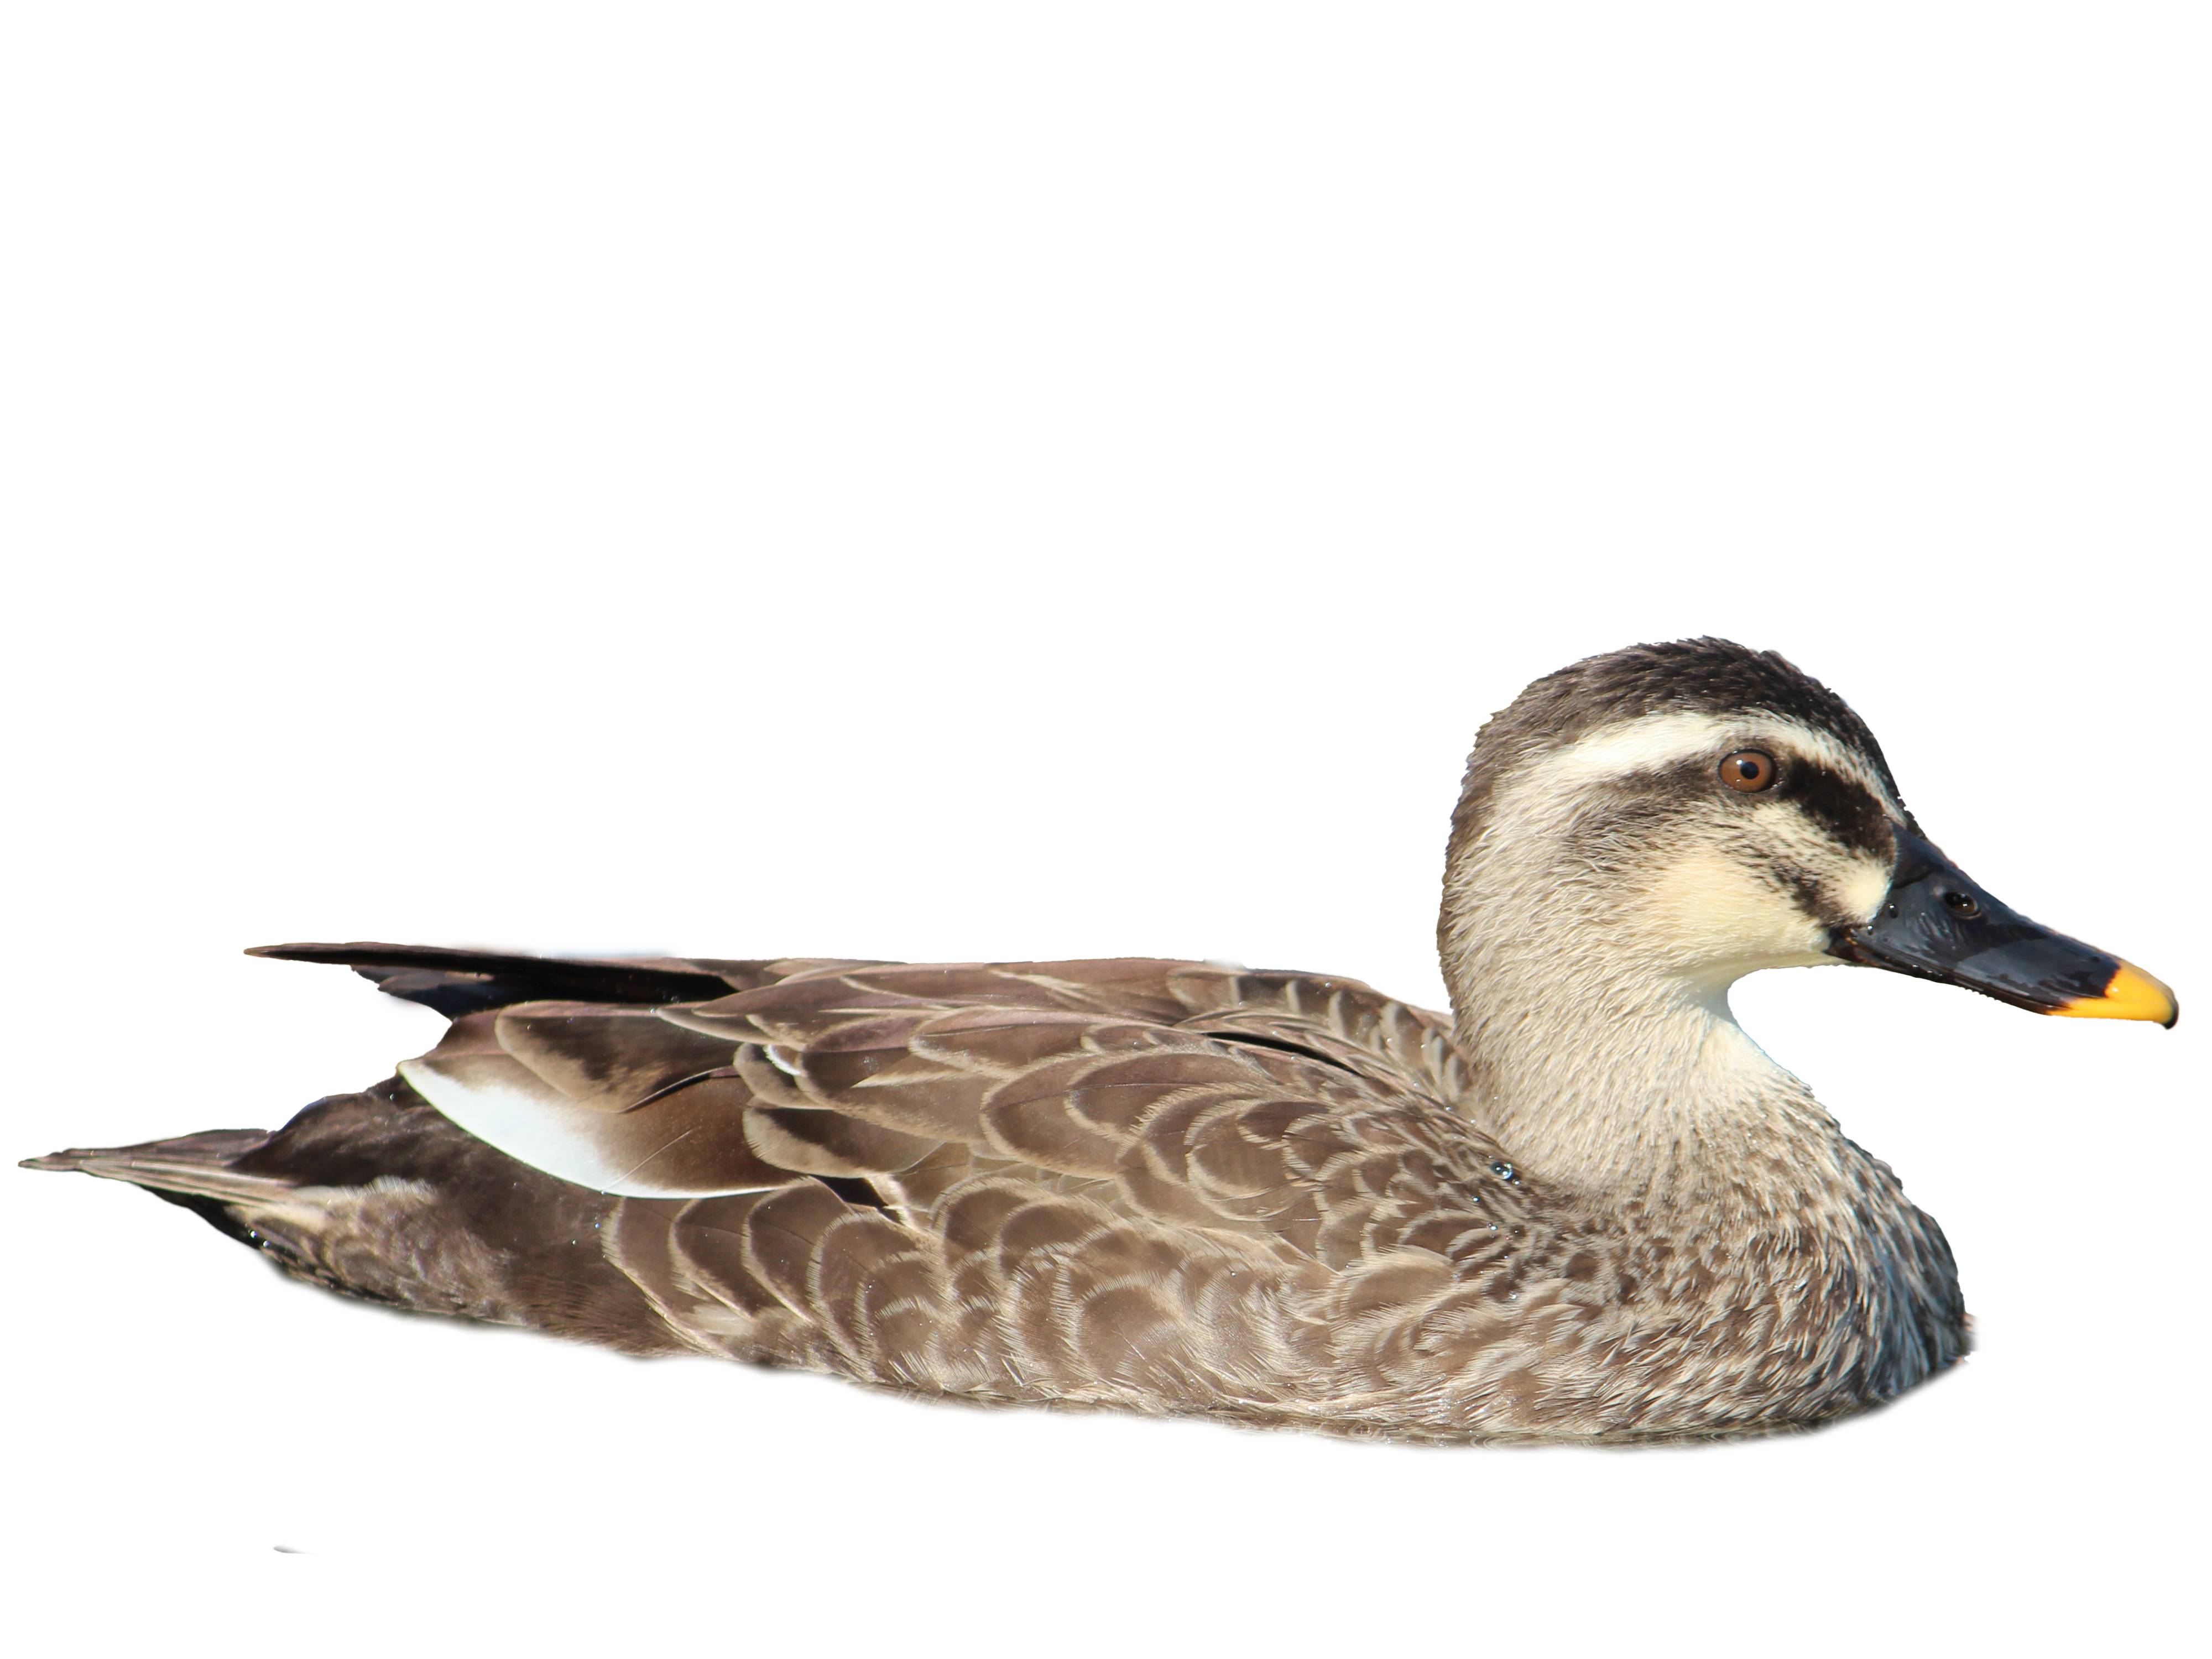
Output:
[
  {"xmin": 27, "ymin": 1085, "xmax": 692, "ymax": 1349},
  {"xmin": 247, "ymin": 940, "xmax": 753, "ymax": 1017},
  {"xmin": 24, "ymin": 1129, "xmax": 291, "ymax": 1251},
  {"xmin": 24, "ymin": 1129, "xmax": 280, "ymax": 1197},
  {"xmin": 24, "ymin": 1104, "xmax": 510, "ymax": 1318}
]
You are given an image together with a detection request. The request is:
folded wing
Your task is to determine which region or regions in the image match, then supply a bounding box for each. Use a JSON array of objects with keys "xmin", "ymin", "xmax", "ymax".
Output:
[{"xmin": 394, "ymin": 959, "xmax": 1480, "ymax": 1249}]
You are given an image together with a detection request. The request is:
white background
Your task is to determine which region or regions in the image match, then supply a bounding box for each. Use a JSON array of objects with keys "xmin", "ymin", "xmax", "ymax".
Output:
[{"xmin": 4, "ymin": 6, "xmax": 2203, "ymax": 1653}]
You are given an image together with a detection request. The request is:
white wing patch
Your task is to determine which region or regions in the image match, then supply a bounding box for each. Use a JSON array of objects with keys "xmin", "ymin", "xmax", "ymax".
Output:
[{"xmin": 399, "ymin": 1051, "xmax": 765, "ymax": 1198}]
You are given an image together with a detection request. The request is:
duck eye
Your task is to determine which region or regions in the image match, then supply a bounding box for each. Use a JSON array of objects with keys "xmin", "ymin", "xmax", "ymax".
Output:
[{"xmin": 1719, "ymin": 749, "xmax": 1776, "ymax": 792}]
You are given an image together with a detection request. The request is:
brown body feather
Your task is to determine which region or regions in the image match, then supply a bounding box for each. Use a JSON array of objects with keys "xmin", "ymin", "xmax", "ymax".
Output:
[{"xmin": 35, "ymin": 950, "xmax": 1963, "ymax": 1443}]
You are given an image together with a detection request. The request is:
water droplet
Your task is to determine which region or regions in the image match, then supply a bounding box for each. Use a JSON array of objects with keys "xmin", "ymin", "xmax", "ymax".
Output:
[{"xmin": 1489, "ymin": 1159, "xmax": 1519, "ymax": 1183}]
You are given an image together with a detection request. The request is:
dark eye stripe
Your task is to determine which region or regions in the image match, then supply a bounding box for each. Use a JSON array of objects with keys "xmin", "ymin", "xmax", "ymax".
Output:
[
  {"xmin": 1778, "ymin": 761, "xmax": 1895, "ymax": 858},
  {"xmin": 1762, "ymin": 860, "xmax": 1828, "ymax": 917}
]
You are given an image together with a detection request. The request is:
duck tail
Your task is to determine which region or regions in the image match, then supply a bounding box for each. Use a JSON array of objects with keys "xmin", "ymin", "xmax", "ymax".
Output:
[
  {"xmin": 24, "ymin": 1083, "xmax": 690, "ymax": 1352},
  {"xmin": 25, "ymin": 1130, "xmax": 286, "ymax": 1201},
  {"xmin": 23, "ymin": 1130, "xmax": 300, "ymax": 1251}
]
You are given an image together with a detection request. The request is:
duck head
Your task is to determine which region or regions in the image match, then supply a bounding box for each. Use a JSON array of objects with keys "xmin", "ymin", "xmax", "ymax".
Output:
[{"xmin": 1438, "ymin": 639, "xmax": 2173, "ymax": 1149}]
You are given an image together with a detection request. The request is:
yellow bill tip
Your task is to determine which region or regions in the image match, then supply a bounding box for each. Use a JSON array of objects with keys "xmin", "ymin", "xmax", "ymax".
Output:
[{"xmin": 2053, "ymin": 959, "xmax": 2178, "ymax": 1028}]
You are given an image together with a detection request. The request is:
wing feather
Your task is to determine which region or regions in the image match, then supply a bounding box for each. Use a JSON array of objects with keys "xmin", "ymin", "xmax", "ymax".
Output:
[{"xmin": 390, "ymin": 959, "xmax": 1504, "ymax": 1295}]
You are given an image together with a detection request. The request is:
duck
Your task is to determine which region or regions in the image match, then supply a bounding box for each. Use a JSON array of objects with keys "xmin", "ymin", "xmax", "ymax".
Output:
[{"xmin": 24, "ymin": 639, "xmax": 2178, "ymax": 1443}]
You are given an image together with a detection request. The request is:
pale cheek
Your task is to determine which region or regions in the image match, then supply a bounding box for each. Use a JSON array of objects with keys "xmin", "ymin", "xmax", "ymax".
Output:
[
  {"xmin": 1641, "ymin": 849, "xmax": 1830, "ymax": 965},
  {"xmin": 1836, "ymin": 854, "xmax": 1892, "ymax": 926}
]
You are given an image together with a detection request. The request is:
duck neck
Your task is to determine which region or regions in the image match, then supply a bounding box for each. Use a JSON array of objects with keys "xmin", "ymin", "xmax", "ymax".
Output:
[
  {"xmin": 1436, "ymin": 821, "xmax": 1857, "ymax": 1212},
  {"xmin": 1442, "ymin": 932, "xmax": 1968, "ymax": 1402},
  {"xmin": 1444, "ymin": 944, "xmax": 1839, "ymax": 1209}
]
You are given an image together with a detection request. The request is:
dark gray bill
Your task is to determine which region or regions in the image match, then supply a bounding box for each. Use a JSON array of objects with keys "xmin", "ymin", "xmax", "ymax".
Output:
[{"xmin": 1829, "ymin": 826, "xmax": 2176, "ymax": 1026}]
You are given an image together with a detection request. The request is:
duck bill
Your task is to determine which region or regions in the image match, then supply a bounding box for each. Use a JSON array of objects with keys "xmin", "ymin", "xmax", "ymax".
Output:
[{"xmin": 1830, "ymin": 826, "xmax": 2177, "ymax": 1027}]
